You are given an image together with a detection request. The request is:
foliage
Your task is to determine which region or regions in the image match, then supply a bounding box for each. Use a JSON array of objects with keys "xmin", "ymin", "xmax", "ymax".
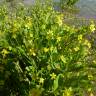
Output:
[{"xmin": 0, "ymin": 1, "xmax": 96, "ymax": 96}]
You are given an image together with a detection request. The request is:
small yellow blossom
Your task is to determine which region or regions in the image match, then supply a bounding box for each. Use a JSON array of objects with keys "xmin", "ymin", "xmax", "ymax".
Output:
[
  {"xmin": 84, "ymin": 40, "xmax": 91, "ymax": 48},
  {"xmin": 88, "ymin": 74, "xmax": 93, "ymax": 80},
  {"xmin": 50, "ymin": 73, "xmax": 56, "ymax": 80},
  {"xmin": 56, "ymin": 14, "xmax": 63, "ymax": 26},
  {"xmin": 1, "ymin": 49, "xmax": 9, "ymax": 57},
  {"xmin": 88, "ymin": 88, "xmax": 92, "ymax": 92},
  {"xmin": 26, "ymin": 16, "xmax": 32, "ymax": 21},
  {"xmin": 46, "ymin": 30, "xmax": 53, "ymax": 39},
  {"xmin": 8, "ymin": 46, "xmax": 12, "ymax": 51},
  {"xmin": 48, "ymin": 6, "xmax": 53, "ymax": 10},
  {"xmin": 25, "ymin": 22, "xmax": 32, "ymax": 29},
  {"xmin": 47, "ymin": 30, "xmax": 53, "ymax": 34},
  {"xmin": 28, "ymin": 40, "xmax": 32, "ymax": 44},
  {"xmin": 56, "ymin": 36, "xmax": 61, "ymax": 42},
  {"xmin": 74, "ymin": 47, "xmax": 79, "ymax": 52},
  {"xmin": 78, "ymin": 34, "xmax": 83, "ymax": 41},
  {"xmin": 93, "ymin": 60, "xmax": 96, "ymax": 64},
  {"xmin": 29, "ymin": 48, "xmax": 36, "ymax": 56},
  {"xmin": 90, "ymin": 23, "xmax": 95, "ymax": 32},
  {"xmin": 44, "ymin": 47, "xmax": 49, "ymax": 53},
  {"xmin": 13, "ymin": 21, "xmax": 18, "ymax": 27},
  {"xmin": 87, "ymin": 42, "xmax": 91, "ymax": 48},
  {"xmin": 63, "ymin": 87, "xmax": 73, "ymax": 96},
  {"xmin": 50, "ymin": 46, "xmax": 54, "ymax": 51},
  {"xmin": 25, "ymin": 17, "xmax": 32, "ymax": 29},
  {"xmin": 39, "ymin": 78, "xmax": 44, "ymax": 84},
  {"xmin": 29, "ymin": 33, "xmax": 33, "ymax": 37},
  {"xmin": 63, "ymin": 25, "xmax": 70, "ymax": 31},
  {"xmin": 47, "ymin": 30, "xmax": 53, "ymax": 35},
  {"xmin": 90, "ymin": 93, "xmax": 94, "ymax": 96},
  {"xmin": 32, "ymin": 52, "xmax": 36, "ymax": 56}
]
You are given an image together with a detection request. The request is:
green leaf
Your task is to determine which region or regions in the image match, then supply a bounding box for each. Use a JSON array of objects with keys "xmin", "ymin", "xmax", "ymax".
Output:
[{"xmin": 53, "ymin": 74, "xmax": 60, "ymax": 91}]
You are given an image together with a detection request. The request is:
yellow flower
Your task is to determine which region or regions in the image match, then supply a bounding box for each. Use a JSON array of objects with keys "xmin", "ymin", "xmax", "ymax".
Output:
[
  {"xmin": 63, "ymin": 25, "xmax": 70, "ymax": 31},
  {"xmin": 47, "ymin": 30, "xmax": 53, "ymax": 34},
  {"xmin": 74, "ymin": 47, "xmax": 79, "ymax": 52},
  {"xmin": 88, "ymin": 88, "xmax": 92, "ymax": 92},
  {"xmin": 56, "ymin": 36, "xmax": 61, "ymax": 42},
  {"xmin": 1, "ymin": 49, "xmax": 9, "ymax": 57},
  {"xmin": 88, "ymin": 74, "xmax": 93, "ymax": 80},
  {"xmin": 29, "ymin": 33, "xmax": 33, "ymax": 37},
  {"xmin": 29, "ymin": 48, "xmax": 36, "ymax": 56},
  {"xmin": 87, "ymin": 43, "xmax": 91, "ymax": 48},
  {"xmin": 50, "ymin": 46, "xmax": 54, "ymax": 51},
  {"xmin": 8, "ymin": 46, "xmax": 12, "ymax": 51},
  {"xmin": 13, "ymin": 21, "xmax": 17, "ymax": 27},
  {"xmin": 44, "ymin": 47, "xmax": 49, "ymax": 53},
  {"xmin": 78, "ymin": 34, "xmax": 83, "ymax": 41},
  {"xmin": 25, "ymin": 17, "xmax": 32, "ymax": 29},
  {"xmin": 48, "ymin": 6, "xmax": 53, "ymax": 10},
  {"xmin": 50, "ymin": 73, "xmax": 56, "ymax": 80},
  {"xmin": 39, "ymin": 78, "xmax": 44, "ymax": 84},
  {"xmin": 90, "ymin": 93, "xmax": 94, "ymax": 96},
  {"xmin": 90, "ymin": 23, "xmax": 95, "ymax": 32},
  {"xmin": 26, "ymin": 16, "xmax": 32, "ymax": 22},
  {"xmin": 56, "ymin": 14, "xmax": 63, "ymax": 26},
  {"xmin": 93, "ymin": 60, "xmax": 96, "ymax": 64},
  {"xmin": 46, "ymin": 30, "xmax": 54, "ymax": 39},
  {"xmin": 25, "ymin": 22, "xmax": 32, "ymax": 29},
  {"xmin": 32, "ymin": 52, "xmax": 36, "ymax": 56},
  {"xmin": 78, "ymin": 35, "xmax": 82, "ymax": 40},
  {"xmin": 63, "ymin": 87, "xmax": 73, "ymax": 96},
  {"xmin": 84, "ymin": 40, "xmax": 91, "ymax": 48}
]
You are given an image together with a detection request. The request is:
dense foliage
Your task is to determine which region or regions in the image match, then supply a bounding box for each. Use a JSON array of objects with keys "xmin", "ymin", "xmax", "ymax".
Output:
[{"xmin": 0, "ymin": 0, "xmax": 96, "ymax": 96}]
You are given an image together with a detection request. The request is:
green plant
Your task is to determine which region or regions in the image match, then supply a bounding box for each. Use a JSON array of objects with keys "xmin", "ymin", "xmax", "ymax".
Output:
[{"xmin": 0, "ymin": 1, "xmax": 96, "ymax": 96}]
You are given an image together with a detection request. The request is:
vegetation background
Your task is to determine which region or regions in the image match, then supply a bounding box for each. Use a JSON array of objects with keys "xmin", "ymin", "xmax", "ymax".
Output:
[{"xmin": 0, "ymin": 0, "xmax": 96, "ymax": 96}]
